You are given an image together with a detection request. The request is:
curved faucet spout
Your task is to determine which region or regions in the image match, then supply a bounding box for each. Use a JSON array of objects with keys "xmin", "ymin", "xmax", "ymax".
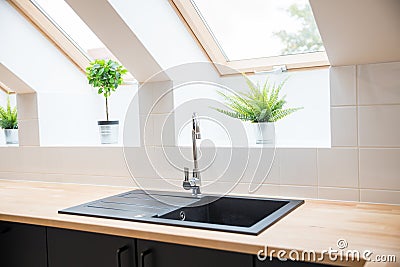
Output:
[
  {"xmin": 192, "ymin": 112, "xmax": 201, "ymax": 139},
  {"xmin": 192, "ymin": 112, "xmax": 201, "ymax": 171},
  {"xmin": 183, "ymin": 112, "xmax": 202, "ymax": 196}
]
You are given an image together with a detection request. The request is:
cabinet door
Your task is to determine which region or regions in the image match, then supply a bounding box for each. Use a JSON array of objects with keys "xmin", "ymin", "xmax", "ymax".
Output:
[
  {"xmin": 255, "ymin": 257, "xmax": 333, "ymax": 266},
  {"xmin": 0, "ymin": 221, "xmax": 47, "ymax": 267},
  {"xmin": 48, "ymin": 227, "xmax": 136, "ymax": 267},
  {"xmin": 137, "ymin": 239, "xmax": 252, "ymax": 267}
]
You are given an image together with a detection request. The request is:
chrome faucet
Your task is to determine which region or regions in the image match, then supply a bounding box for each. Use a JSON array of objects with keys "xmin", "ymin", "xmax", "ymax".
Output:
[{"xmin": 183, "ymin": 112, "xmax": 201, "ymax": 196}]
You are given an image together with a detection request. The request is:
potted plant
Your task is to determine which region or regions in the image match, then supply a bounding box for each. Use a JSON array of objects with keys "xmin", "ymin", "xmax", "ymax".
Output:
[
  {"xmin": 0, "ymin": 96, "xmax": 18, "ymax": 144},
  {"xmin": 86, "ymin": 59, "xmax": 127, "ymax": 144},
  {"xmin": 215, "ymin": 75, "xmax": 302, "ymax": 144}
]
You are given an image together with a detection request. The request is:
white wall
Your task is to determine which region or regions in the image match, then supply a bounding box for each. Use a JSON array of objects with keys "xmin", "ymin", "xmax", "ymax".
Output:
[
  {"xmin": 220, "ymin": 69, "xmax": 331, "ymax": 147},
  {"xmin": 38, "ymin": 85, "xmax": 136, "ymax": 146},
  {"xmin": 0, "ymin": 1, "xmax": 87, "ymax": 94},
  {"xmin": 169, "ymin": 68, "xmax": 330, "ymax": 148},
  {"xmin": 0, "ymin": 0, "xmax": 135, "ymax": 146}
]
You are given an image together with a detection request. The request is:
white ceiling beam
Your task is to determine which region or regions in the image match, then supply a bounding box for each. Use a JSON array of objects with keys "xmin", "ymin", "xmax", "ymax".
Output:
[
  {"xmin": 310, "ymin": 0, "xmax": 400, "ymax": 66},
  {"xmin": 0, "ymin": 63, "xmax": 35, "ymax": 94},
  {"xmin": 66, "ymin": 0, "xmax": 170, "ymax": 82}
]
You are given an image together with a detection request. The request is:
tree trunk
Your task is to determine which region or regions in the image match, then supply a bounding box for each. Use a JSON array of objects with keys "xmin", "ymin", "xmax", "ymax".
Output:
[{"xmin": 105, "ymin": 97, "xmax": 109, "ymax": 121}]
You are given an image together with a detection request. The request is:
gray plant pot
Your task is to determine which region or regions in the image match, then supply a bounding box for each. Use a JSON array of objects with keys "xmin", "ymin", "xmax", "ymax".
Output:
[
  {"xmin": 98, "ymin": 121, "xmax": 119, "ymax": 144},
  {"xmin": 4, "ymin": 129, "xmax": 19, "ymax": 145},
  {"xmin": 252, "ymin": 122, "xmax": 275, "ymax": 144}
]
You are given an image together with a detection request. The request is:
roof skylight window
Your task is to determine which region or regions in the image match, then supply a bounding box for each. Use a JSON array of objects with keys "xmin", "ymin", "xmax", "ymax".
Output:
[
  {"xmin": 30, "ymin": 0, "xmax": 134, "ymax": 80},
  {"xmin": 171, "ymin": 0, "xmax": 328, "ymax": 74}
]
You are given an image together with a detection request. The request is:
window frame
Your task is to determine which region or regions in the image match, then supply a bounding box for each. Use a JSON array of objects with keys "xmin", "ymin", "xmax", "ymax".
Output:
[
  {"xmin": 170, "ymin": 0, "xmax": 330, "ymax": 75},
  {"xmin": 0, "ymin": 82, "xmax": 15, "ymax": 94},
  {"xmin": 9, "ymin": 0, "xmax": 89, "ymax": 73}
]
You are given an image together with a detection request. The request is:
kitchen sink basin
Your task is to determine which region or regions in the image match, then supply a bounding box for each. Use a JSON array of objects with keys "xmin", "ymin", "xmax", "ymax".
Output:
[
  {"xmin": 59, "ymin": 190, "xmax": 303, "ymax": 235},
  {"xmin": 154, "ymin": 195, "xmax": 303, "ymax": 234}
]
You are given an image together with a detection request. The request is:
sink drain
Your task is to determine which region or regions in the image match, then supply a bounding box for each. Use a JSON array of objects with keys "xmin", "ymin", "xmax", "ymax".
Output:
[{"xmin": 179, "ymin": 211, "xmax": 186, "ymax": 221}]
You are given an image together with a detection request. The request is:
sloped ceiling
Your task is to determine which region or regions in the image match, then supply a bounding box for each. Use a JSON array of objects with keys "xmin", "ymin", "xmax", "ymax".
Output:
[
  {"xmin": 0, "ymin": 63, "xmax": 35, "ymax": 94},
  {"xmin": 66, "ymin": 0, "xmax": 210, "ymax": 82},
  {"xmin": 310, "ymin": 0, "xmax": 400, "ymax": 66},
  {"xmin": 66, "ymin": 0, "xmax": 170, "ymax": 82}
]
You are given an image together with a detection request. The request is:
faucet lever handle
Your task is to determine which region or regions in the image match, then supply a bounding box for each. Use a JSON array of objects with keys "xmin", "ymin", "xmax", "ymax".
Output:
[
  {"xmin": 193, "ymin": 168, "xmax": 200, "ymax": 180},
  {"xmin": 184, "ymin": 167, "xmax": 189, "ymax": 181}
]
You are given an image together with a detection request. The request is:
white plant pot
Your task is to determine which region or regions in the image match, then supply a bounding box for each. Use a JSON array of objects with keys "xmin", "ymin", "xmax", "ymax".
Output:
[
  {"xmin": 98, "ymin": 121, "xmax": 119, "ymax": 144},
  {"xmin": 252, "ymin": 122, "xmax": 275, "ymax": 144},
  {"xmin": 4, "ymin": 129, "xmax": 19, "ymax": 145}
]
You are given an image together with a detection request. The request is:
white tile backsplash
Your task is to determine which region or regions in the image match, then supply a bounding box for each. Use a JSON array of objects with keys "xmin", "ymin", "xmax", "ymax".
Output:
[
  {"xmin": 280, "ymin": 148, "xmax": 317, "ymax": 186},
  {"xmin": 151, "ymin": 113, "xmax": 176, "ymax": 147},
  {"xmin": 44, "ymin": 173, "xmax": 134, "ymax": 187},
  {"xmin": 140, "ymin": 114, "xmax": 154, "ymax": 146},
  {"xmin": 0, "ymin": 147, "xmax": 22, "ymax": 172},
  {"xmin": 244, "ymin": 147, "xmax": 280, "ymax": 185},
  {"xmin": 318, "ymin": 148, "xmax": 359, "ymax": 188},
  {"xmin": 0, "ymin": 171, "xmax": 49, "ymax": 182},
  {"xmin": 124, "ymin": 146, "xmax": 158, "ymax": 178},
  {"xmin": 18, "ymin": 119, "xmax": 40, "ymax": 146},
  {"xmin": 359, "ymin": 149, "xmax": 400, "ymax": 191},
  {"xmin": 358, "ymin": 62, "xmax": 400, "ymax": 105},
  {"xmin": 200, "ymin": 147, "xmax": 252, "ymax": 184},
  {"xmin": 358, "ymin": 105, "xmax": 400, "ymax": 147},
  {"xmin": 330, "ymin": 65, "xmax": 357, "ymax": 106},
  {"xmin": 10, "ymin": 147, "xmax": 130, "ymax": 177},
  {"xmin": 16, "ymin": 93, "xmax": 38, "ymax": 120},
  {"xmin": 318, "ymin": 187, "xmax": 359, "ymax": 202},
  {"xmin": 151, "ymin": 80, "xmax": 174, "ymax": 114},
  {"xmin": 2, "ymin": 62, "xmax": 400, "ymax": 205},
  {"xmin": 280, "ymin": 185, "xmax": 318, "ymax": 199},
  {"xmin": 0, "ymin": 172, "xmax": 136, "ymax": 187},
  {"xmin": 360, "ymin": 189, "xmax": 400, "ymax": 205},
  {"xmin": 231, "ymin": 183, "xmax": 281, "ymax": 197},
  {"xmin": 330, "ymin": 106, "xmax": 358, "ymax": 147},
  {"xmin": 133, "ymin": 177, "xmax": 182, "ymax": 192},
  {"xmin": 137, "ymin": 84, "xmax": 156, "ymax": 116},
  {"xmin": 150, "ymin": 146, "xmax": 189, "ymax": 180}
]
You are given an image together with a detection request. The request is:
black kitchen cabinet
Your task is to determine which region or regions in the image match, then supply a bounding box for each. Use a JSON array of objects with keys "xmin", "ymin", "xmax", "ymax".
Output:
[
  {"xmin": 137, "ymin": 239, "xmax": 253, "ymax": 267},
  {"xmin": 0, "ymin": 221, "xmax": 47, "ymax": 267},
  {"xmin": 0, "ymin": 220, "xmax": 333, "ymax": 267},
  {"xmin": 47, "ymin": 227, "xmax": 135, "ymax": 267},
  {"xmin": 255, "ymin": 257, "xmax": 333, "ymax": 266}
]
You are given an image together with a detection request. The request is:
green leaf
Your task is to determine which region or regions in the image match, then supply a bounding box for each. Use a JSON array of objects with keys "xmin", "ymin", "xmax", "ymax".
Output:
[
  {"xmin": 86, "ymin": 59, "xmax": 128, "ymax": 120},
  {"xmin": 213, "ymin": 75, "xmax": 302, "ymax": 123},
  {"xmin": 0, "ymin": 96, "xmax": 18, "ymax": 129},
  {"xmin": 86, "ymin": 59, "xmax": 127, "ymax": 99}
]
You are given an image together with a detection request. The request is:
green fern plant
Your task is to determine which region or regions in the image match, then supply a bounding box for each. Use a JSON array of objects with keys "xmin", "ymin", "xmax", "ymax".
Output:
[
  {"xmin": 0, "ymin": 97, "xmax": 18, "ymax": 129},
  {"xmin": 214, "ymin": 76, "xmax": 302, "ymax": 123}
]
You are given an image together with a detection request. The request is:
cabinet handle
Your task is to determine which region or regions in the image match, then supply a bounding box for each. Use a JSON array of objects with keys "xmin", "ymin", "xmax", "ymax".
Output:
[
  {"xmin": 140, "ymin": 249, "xmax": 152, "ymax": 267},
  {"xmin": 116, "ymin": 245, "xmax": 129, "ymax": 267}
]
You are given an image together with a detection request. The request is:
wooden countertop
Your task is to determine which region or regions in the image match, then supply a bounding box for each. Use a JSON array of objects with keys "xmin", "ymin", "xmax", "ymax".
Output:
[{"xmin": 0, "ymin": 180, "xmax": 399, "ymax": 267}]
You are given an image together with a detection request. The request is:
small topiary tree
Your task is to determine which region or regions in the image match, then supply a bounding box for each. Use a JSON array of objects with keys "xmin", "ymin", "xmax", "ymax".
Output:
[{"xmin": 86, "ymin": 59, "xmax": 127, "ymax": 121}]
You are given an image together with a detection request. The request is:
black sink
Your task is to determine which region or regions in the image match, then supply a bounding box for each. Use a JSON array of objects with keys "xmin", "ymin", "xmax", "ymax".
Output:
[
  {"xmin": 156, "ymin": 196, "xmax": 288, "ymax": 227},
  {"xmin": 59, "ymin": 190, "xmax": 303, "ymax": 235},
  {"xmin": 154, "ymin": 195, "xmax": 303, "ymax": 234}
]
